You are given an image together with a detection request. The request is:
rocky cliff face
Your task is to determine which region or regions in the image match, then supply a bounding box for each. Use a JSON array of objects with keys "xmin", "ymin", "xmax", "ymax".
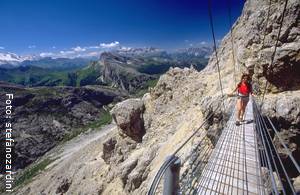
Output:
[
  {"xmin": 204, "ymin": 0, "xmax": 299, "ymax": 93},
  {"xmin": 0, "ymin": 83, "xmax": 126, "ymax": 173},
  {"xmin": 100, "ymin": 52, "xmax": 155, "ymax": 92},
  {"xmin": 11, "ymin": 0, "xmax": 300, "ymax": 194}
]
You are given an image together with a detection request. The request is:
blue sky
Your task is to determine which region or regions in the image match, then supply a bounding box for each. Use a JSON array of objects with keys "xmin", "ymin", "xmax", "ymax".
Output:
[{"xmin": 0, "ymin": 0, "xmax": 244, "ymax": 57}]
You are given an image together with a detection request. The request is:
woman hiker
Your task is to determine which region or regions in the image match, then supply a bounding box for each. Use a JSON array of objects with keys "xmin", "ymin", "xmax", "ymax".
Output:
[{"xmin": 231, "ymin": 74, "xmax": 254, "ymax": 125}]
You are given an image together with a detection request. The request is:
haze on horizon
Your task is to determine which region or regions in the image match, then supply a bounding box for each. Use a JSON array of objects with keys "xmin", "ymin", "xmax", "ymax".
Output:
[{"xmin": 0, "ymin": 0, "xmax": 244, "ymax": 58}]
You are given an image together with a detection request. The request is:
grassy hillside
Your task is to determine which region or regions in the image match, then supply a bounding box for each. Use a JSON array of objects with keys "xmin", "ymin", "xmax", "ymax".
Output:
[
  {"xmin": 0, "ymin": 66, "xmax": 77, "ymax": 86},
  {"xmin": 20, "ymin": 57, "xmax": 90, "ymax": 70},
  {"xmin": 76, "ymin": 61, "xmax": 103, "ymax": 87}
]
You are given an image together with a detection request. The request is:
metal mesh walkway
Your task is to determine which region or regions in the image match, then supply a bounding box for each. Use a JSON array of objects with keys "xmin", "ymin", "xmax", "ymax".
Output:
[{"xmin": 196, "ymin": 99, "xmax": 264, "ymax": 195}]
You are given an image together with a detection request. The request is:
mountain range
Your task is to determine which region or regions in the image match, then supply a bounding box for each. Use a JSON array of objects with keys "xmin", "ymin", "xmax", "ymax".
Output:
[
  {"xmin": 0, "ymin": 47, "xmax": 212, "ymax": 93},
  {"xmin": 0, "ymin": 46, "xmax": 212, "ymax": 67},
  {"xmin": 0, "ymin": 52, "xmax": 37, "ymax": 67}
]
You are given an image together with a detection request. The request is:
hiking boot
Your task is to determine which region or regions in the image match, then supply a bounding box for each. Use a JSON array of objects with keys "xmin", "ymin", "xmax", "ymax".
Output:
[{"xmin": 235, "ymin": 121, "xmax": 240, "ymax": 125}]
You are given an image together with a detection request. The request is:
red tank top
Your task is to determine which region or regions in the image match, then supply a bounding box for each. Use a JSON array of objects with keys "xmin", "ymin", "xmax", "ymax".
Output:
[{"xmin": 238, "ymin": 82, "xmax": 251, "ymax": 95}]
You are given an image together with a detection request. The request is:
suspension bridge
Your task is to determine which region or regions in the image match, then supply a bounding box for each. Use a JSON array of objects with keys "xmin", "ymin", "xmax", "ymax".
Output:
[{"xmin": 147, "ymin": 0, "xmax": 299, "ymax": 194}]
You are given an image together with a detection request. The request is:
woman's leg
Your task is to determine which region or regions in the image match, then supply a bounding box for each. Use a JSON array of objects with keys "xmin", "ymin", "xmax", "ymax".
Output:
[
  {"xmin": 240, "ymin": 98, "xmax": 249, "ymax": 120},
  {"xmin": 236, "ymin": 98, "xmax": 242, "ymax": 121}
]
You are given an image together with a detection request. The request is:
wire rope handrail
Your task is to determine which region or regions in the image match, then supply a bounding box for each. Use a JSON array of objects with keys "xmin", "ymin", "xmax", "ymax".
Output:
[
  {"xmin": 207, "ymin": 0, "xmax": 226, "ymax": 112},
  {"xmin": 265, "ymin": 116, "xmax": 300, "ymax": 173},
  {"xmin": 147, "ymin": 155, "xmax": 179, "ymax": 195},
  {"xmin": 253, "ymin": 99, "xmax": 300, "ymax": 174},
  {"xmin": 253, "ymin": 98, "xmax": 299, "ymax": 194}
]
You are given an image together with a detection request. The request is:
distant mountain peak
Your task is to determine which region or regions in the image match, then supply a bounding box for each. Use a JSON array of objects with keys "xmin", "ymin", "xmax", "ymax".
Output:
[
  {"xmin": 0, "ymin": 52, "xmax": 40, "ymax": 66},
  {"xmin": 100, "ymin": 52, "xmax": 129, "ymax": 64},
  {"xmin": 0, "ymin": 52, "xmax": 23, "ymax": 65},
  {"xmin": 116, "ymin": 47, "xmax": 162, "ymax": 56},
  {"xmin": 176, "ymin": 46, "xmax": 213, "ymax": 58}
]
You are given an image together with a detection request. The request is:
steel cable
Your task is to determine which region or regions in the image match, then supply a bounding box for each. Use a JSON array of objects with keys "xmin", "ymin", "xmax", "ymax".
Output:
[
  {"xmin": 260, "ymin": 0, "xmax": 289, "ymax": 107},
  {"xmin": 254, "ymin": 100, "xmax": 298, "ymax": 194},
  {"xmin": 208, "ymin": 0, "xmax": 226, "ymax": 112},
  {"xmin": 226, "ymin": 0, "xmax": 237, "ymax": 85}
]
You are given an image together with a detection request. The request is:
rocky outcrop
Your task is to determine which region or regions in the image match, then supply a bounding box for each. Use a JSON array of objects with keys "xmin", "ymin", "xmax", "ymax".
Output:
[
  {"xmin": 102, "ymin": 137, "xmax": 117, "ymax": 164},
  {"xmin": 0, "ymin": 84, "xmax": 126, "ymax": 173},
  {"xmin": 55, "ymin": 178, "xmax": 72, "ymax": 194},
  {"xmin": 110, "ymin": 98, "xmax": 145, "ymax": 142}
]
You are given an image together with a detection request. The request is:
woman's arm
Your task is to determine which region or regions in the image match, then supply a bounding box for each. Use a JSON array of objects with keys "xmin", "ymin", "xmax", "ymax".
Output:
[
  {"xmin": 232, "ymin": 85, "xmax": 238, "ymax": 94},
  {"xmin": 228, "ymin": 85, "xmax": 238, "ymax": 96}
]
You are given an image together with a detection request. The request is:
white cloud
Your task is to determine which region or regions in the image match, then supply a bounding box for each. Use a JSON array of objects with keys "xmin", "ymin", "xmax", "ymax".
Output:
[
  {"xmin": 189, "ymin": 43, "xmax": 194, "ymax": 47},
  {"xmin": 100, "ymin": 41, "xmax": 120, "ymax": 48},
  {"xmin": 88, "ymin": 46, "xmax": 101, "ymax": 49},
  {"xmin": 40, "ymin": 52, "xmax": 54, "ymax": 57},
  {"xmin": 35, "ymin": 42, "xmax": 124, "ymax": 59},
  {"xmin": 72, "ymin": 46, "xmax": 86, "ymax": 52},
  {"xmin": 60, "ymin": 50, "xmax": 75, "ymax": 54},
  {"xmin": 0, "ymin": 46, "xmax": 5, "ymax": 49},
  {"xmin": 200, "ymin": 41, "xmax": 207, "ymax": 45},
  {"xmin": 28, "ymin": 45, "xmax": 36, "ymax": 49}
]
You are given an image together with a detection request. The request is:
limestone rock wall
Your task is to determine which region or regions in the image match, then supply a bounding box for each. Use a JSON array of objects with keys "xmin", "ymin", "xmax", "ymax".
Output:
[{"xmin": 204, "ymin": 0, "xmax": 300, "ymax": 93}]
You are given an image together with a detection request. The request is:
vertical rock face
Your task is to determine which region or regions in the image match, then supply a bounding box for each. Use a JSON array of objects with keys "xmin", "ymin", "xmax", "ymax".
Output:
[{"xmin": 204, "ymin": 0, "xmax": 300, "ymax": 93}]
